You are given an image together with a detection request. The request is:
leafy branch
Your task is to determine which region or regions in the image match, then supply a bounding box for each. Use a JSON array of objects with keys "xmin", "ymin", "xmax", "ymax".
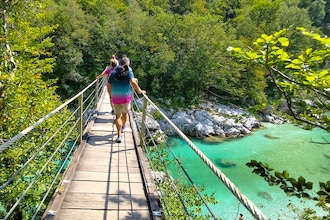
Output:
[
  {"xmin": 246, "ymin": 160, "xmax": 330, "ymax": 213},
  {"xmin": 1, "ymin": 3, "xmax": 17, "ymax": 75},
  {"xmin": 229, "ymin": 27, "xmax": 330, "ymax": 131}
]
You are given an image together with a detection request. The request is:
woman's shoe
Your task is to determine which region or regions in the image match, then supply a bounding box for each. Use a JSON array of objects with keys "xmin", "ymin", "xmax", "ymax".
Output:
[{"xmin": 115, "ymin": 136, "xmax": 122, "ymax": 143}]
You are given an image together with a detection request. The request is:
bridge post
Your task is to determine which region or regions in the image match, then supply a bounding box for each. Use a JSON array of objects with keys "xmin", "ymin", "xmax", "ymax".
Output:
[
  {"xmin": 78, "ymin": 94, "xmax": 83, "ymax": 143},
  {"xmin": 96, "ymin": 79, "xmax": 100, "ymax": 108},
  {"xmin": 140, "ymin": 96, "xmax": 148, "ymax": 146}
]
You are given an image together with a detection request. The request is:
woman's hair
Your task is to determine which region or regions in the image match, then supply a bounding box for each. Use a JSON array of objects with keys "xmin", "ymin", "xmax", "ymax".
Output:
[{"xmin": 110, "ymin": 59, "xmax": 117, "ymax": 67}]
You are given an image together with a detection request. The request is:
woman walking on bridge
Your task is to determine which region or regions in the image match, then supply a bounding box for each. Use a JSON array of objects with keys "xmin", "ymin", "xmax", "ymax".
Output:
[
  {"xmin": 96, "ymin": 55, "xmax": 119, "ymax": 114},
  {"xmin": 108, "ymin": 56, "xmax": 146, "ymax": 143}
]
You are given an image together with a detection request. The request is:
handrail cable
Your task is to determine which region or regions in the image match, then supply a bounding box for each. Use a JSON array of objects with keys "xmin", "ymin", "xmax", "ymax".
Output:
[
  {"xmin": 130, "ymin": 115, "xmax": 173, "ymax": 218},
  {"xmin": 132, "ymin": 91, "xmax": 219, "ymax": 219},
  {"xmin": 4, "ymin": 113, "xmax": 80, "ymax": 219},
  {"xmin": 0, "ymin": 109, "xmax": 78, "ymax": 191},
  {"xmin": 82, "ymin": 87, "xmax": 96, "ymax": 125},
  {"xmin": 131, "ymin": 95, "xmax": 221, "ymax": 219},
  {"xmin": 0, "ymin": 79, "xmax": 100, "ymax": 153},
  {"xmin": 139, "ymin": 93, "xmax": 269, "ymax": 220},
  {"xmin": 0, "ymin": 77, "xmax": 107, "ymax": 219},
  {"xmin": 140, "ymin": 122, "xmax": 192, "ymax": 219},
  {"xmin": 32, "ymin": 123, "xmax": 81, "ymax": 219}
]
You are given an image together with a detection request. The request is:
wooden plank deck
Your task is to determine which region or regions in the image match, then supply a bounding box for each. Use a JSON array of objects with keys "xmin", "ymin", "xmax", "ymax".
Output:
[{"xmin": 43, "ymin": 88, "xmax": 162, "ymax": 220}]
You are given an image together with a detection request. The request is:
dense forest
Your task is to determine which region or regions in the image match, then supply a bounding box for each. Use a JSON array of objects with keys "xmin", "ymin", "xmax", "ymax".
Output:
[
  {"xmin": 1, "ymin": 0, "xmax": 329, "ymax": 219},
  {"xmin": 1, "ymin": 0, "xmax": 330, "ymax": 137}
]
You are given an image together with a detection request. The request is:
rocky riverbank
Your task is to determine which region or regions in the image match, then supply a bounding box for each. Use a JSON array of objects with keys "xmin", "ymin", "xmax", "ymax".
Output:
[{"xmin": 134, "ymin": 100, "xmax": 285, "ymax": 140}]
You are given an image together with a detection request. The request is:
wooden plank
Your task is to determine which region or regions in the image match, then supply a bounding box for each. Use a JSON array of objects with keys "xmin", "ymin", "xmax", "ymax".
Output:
[
  {"xmin": 72, "ymin": 171, "xmax": 143, "ymax": 183},
  {"xmin": 61, "ymin": 192, "xmax": 149, "ymax": 210},
  {"xmin": 76, "ymin": 162, "xmax": 141, "ymax": 173},
  {"xmin": 57, "ymin": 209, "xmax": 151, "ymax": 220},
  {"xmin": 67, "ymin": 181, "xmax": 145, "ymax": 195}
]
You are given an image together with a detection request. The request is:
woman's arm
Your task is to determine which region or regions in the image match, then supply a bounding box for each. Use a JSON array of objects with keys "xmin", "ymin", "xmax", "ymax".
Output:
[
  {"xmin": 96, "ymin": 66, "xmax": 109, "ymax": 79},
  {"xmin": 130, "ymin": 78, "xmax": 146, "ymax": 94}
]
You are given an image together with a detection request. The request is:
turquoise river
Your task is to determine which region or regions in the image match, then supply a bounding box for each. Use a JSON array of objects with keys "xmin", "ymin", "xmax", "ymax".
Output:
[{"xmin": 167, "ymin": 123, "xmax": 330, "ymax": 219}]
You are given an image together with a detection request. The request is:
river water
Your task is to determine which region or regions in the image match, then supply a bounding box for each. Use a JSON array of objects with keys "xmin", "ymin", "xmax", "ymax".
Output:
[{"xmin": 167, "ymin": 123, "xmax": 330, "ymax": 219}]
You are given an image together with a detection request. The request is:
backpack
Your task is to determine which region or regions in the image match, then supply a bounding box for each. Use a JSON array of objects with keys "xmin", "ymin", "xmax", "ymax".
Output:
[{"xmin": 113, "ymin": 65, "xmax": 129, "ymax": 81}]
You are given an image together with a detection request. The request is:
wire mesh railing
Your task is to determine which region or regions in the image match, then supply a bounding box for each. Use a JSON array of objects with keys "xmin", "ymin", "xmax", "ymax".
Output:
[
  {"xmin": 131, "ymin": 91, "xmax": 269, "ymax": 220},
  {"xmin": 0, "ymin": 77, "xmax": 107, "ymax": 220}
]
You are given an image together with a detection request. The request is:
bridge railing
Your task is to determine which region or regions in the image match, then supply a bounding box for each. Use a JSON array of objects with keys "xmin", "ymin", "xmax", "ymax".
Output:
[
  {"xmin": 131, "ymin": 91, "xmax": 269, "ymax": 220},
  {"xmin": 1, "ymin": 77, "xmax": 269, "ymax": 220},
  {"xmin": 0, "ymin": 77, "xmax": 108, "ymax": 220}
]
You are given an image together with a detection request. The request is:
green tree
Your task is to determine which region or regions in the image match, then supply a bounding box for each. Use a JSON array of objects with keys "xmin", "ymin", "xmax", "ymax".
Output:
[
  {"xmin": 229, "ymin": 26, "xmax": 329, "ymax": 219},
  {"xmin": 125, "ymin": 11, "xmax": 176, "ymax": 97},
  {"xmin": 234, "ymin": 0, "xmax": 283, "ymax": 42},
  {"xmin": 322, "ymin": 0, "xmax": 330, "ymax": 35},
  {"xmin": 308, "ymin": 0, "xmax": 326, "ymax": 27},
  {"xmin": 206, "ymin": 0, "xmax": 241, "ymax": 21},
  {"xmin": 230, "ymin": 28, "xmax": 330, "ymax": 130},
  {"xmin": 234, "ymin": 0, "xmax": 315, "ymax": 48},
  {"xmin": 49, "ymin": 0, "xmax": 95, "ymax": 99},
  {"xmin": 0, "ymin": 1, "xmax": 74, "ymax": 218},
  {"xmin": 298, "ymin": 0, "xmax": 312, "ymax": 8},
  {"xmin": 0, "ymin": 0, "xmax": 60, "ymax": 139},
  {"xmin": 165, "ymin": 12, "xmax": 266, "ymax": 106}
]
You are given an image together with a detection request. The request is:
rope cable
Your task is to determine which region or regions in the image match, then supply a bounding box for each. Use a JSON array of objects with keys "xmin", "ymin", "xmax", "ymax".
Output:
[
  {"xmin": 132, "ymin": 92, "xmax": 226, "ymax": 219},
  {"xmin": 139, "ymin": 94, "xmax": 269, "ymax": 220},
  {"xmin": 0, "ymin": 78, "xmax": 105, "ymax": 153},
  {"xmin": 32, "ymin": 126, "xmax": 80, "ymax": 219}
]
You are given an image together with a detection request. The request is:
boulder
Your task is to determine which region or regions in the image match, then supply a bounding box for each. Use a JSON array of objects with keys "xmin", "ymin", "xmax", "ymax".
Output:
[
  {"xmin": 134, "ymin": 99, "xmax": 284, "ymax": 139},
  {"xmin": 216, "ymin": 158, "xmax": 237, "ymax": 168}
]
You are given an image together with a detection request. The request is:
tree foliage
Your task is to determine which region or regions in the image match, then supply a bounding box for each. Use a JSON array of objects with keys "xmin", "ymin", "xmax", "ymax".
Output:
[
  {"xmin": 246, "ymin": 160, "xmax": 330, "ymax": 218},
  {"xmin": 0, "ymin": 1, "xmax": 75, "ymax": 219},
  {"xmin": 230, "ymin": 28, "xmax": 330, "ymax": 131},
  {"xmin": 148, "ymin": 141, "xmax": 218, "ymax": 219},
  {"xmin": 1, "ymin": 0, "xmax": 330, "ymax": 218},
  {"xmin": 0, "ymin": 0, "xmax": 61, "ymax": 141}
]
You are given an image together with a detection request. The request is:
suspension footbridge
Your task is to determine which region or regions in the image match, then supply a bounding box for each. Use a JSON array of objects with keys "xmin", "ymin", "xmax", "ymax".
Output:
[
  {"xmin": 0, "ymin": 78, "xmax": 268, "ymax": 220},
  {"xmin": 42, "ymin": 89, "xmax": 161, "ymax": 220}
]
